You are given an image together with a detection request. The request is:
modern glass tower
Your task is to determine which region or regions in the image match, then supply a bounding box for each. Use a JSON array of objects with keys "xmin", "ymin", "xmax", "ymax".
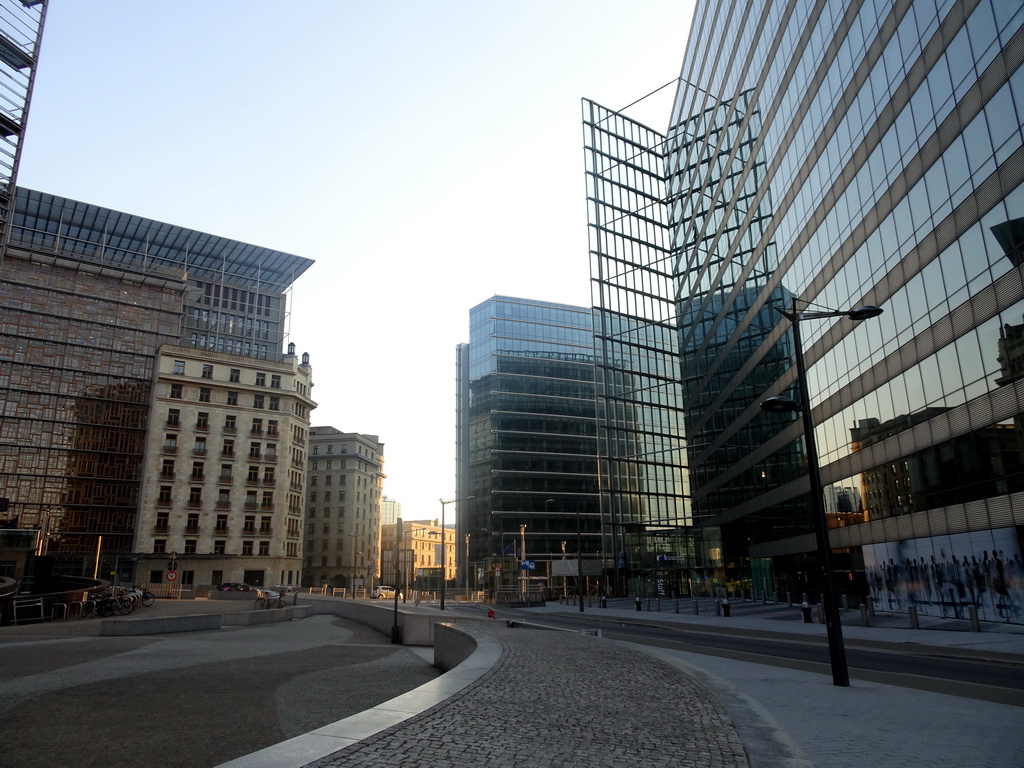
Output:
[
  {"xmin": 456, "ymin": 296, "xmax": 602, "ymax": 595},
  {"xmin": 587, "ymin": 0, "xmax": 1024, "ymax": 621}
]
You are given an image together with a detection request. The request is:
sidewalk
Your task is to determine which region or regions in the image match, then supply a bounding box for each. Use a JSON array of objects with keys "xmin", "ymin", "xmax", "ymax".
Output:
[{"xmin": 278, "ymin": 596, "xmax": 1024, "ymax": 768}]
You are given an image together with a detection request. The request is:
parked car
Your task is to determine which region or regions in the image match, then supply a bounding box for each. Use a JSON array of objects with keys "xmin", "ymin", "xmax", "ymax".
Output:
[
  {"xmin": 372, "ymin": 585, "xmax": 398, "ymax": 599},
  {"xmin": 217, "ymin": 582, "xmax": 255, "ymax": 592}
]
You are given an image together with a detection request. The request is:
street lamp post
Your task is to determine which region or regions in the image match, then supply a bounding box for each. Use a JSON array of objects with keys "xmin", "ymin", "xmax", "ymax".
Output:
[
  {"xmin": 576, "ymin": 503, "xmax": 584, "ymax": 614},
  {"xmin": 465, "ymin": 533, "xmax": 472, "ymax": 601},
  {"xmin": 760, "ymin": 301, "xmax": 883, "ymax": 688},
  {"xmin": 439, "ymin": 496, "xmax": 474, "ymax": 611}
]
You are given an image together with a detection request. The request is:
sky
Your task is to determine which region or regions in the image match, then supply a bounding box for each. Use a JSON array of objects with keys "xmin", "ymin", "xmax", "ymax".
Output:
[{"xmin": 19, "ymin": 1, "xmax": 696, "ymax": 520}]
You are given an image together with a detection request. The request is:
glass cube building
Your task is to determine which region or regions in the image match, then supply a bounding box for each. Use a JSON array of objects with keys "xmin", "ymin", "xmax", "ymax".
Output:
[
  {"xmin": 456, "ymin": 296, "xmax": 602, "ymax": 594},
  {"xmin": 586, "ymin": 0, "xmax": 1024, "ymax": 621}
]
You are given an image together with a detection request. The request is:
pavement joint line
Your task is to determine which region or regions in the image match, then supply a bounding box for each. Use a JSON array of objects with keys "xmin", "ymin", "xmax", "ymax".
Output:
[{"xmin": 214, "ymin": 626, "xmax": 503, "ymax": 768}]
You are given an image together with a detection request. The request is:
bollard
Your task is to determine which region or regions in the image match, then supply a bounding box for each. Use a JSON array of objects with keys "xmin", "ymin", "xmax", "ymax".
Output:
[
  {"xmin": 647, "ymin": 597, "xmax": 652, "ymax": 612},
  {"xmin": 817, "ymin": 602, "xmax": 825, "ymax": 624},
  {"xmin": 969, "ymin": 605, "xmax": 980, "ymax": 632},
  {"xmin": 800, "ymin": 601, "xmax": 813, "ymax": 623},
  {"xmin": 600, "ymin": 595, "xmax": 607, "ymax": 609},
  {"xmin": 693, "ymin": 599, "xmax": 699, "ymax": 615},
  {"xmin": 635, "ymin": 596, "xmax": 642, "ymax": 612},
  {"xmin": 859, "ymin": 603, "xmax": 870, "ymax": 627},
  {"xmin": 909, "ymin": 605, "xmax": 919, "ymax": 629},
  {"xmin": 787, "ymin": 591, "xmax": 793, "ymax": 607},
  {"xmin": 841, "ymin": 594, "xmax": 849, "ymax": 612},
  {"xmin": 722, "ymin": 598, "xmax": 731, "ymax": 617},
  {"xmin": 656, "ymin": 598, "xmax": 661, "ymax": 613}
]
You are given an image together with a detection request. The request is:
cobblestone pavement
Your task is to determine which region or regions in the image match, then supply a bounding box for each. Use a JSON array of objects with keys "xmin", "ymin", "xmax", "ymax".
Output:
[{"xmin": 305, "ymin": 624, "xmax": 748, "ymax": 768}]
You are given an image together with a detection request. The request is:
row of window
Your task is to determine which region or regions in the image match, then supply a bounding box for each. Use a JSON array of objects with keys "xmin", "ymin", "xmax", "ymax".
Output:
[
  {"xmin": 157, "ymin": 484, "xmax": 275, "ymax": 508},
  {"xmin": 166, "ymin": 412, "xmax": 280, "ymax": 437},
  {"xmin": 162, "ymin": 440, "xmax": 279, "ymax": 461},
  {"xmin": 153, "ymin": 538, "xmax": 272, "ymax": 555},
  {"xmin": 168, "ymin": 383, "xmax": 283, "ymax": 410},
  {"xmin": 172, "ymin": 359, "xmax": 282, "ymax": 389}
]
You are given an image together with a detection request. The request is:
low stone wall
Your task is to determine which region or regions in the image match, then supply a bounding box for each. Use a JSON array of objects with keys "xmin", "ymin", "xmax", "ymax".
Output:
[
  {"xmin": 434, "ymin": 622, "xmax": 479, "ymax": 671},
  {"xmin": 100, "ymin": 604, "xmax": 312, "ymax": 635},
  {"xmin": 301, "ymin": 595, "xmax": 440, "ymax": 646}
]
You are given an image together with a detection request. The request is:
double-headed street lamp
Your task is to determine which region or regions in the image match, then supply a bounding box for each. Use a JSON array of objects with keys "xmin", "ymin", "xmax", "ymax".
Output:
[
  {"xmin": 439, "ymin": 495, "xmax": 475, "ymax": 611},
  {"xmin": 760, "ymin": 301, "xmax": 883, "ymax": 688}
]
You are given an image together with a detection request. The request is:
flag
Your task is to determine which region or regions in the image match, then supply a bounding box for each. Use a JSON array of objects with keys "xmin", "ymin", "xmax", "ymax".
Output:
[
  {"xmin": 501, "ymin": 541, "xmax": 516, "ymax": 556},
  {"xmin": 2, "ymin": 516, "xmax": 19, "ymax": 529}
]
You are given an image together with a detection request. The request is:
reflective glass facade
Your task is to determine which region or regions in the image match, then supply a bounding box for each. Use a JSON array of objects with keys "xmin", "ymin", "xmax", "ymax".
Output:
[
  {"xmin": 589, "ymin": 0, "xmax": 1024, "ymax": 621},
  {"xmin": 456, "ymin": 296, "xmax": 601, "ymax": 590}
]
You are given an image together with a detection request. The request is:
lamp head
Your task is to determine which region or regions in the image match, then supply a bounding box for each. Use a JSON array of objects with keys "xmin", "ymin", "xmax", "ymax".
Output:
[
  {"xmin": 846, "ymin": 305, "xmax": 883, "ymax": 321},
  {"xmin": 760, "ymin": 395, "xmax": 802, "ymax": 413}
]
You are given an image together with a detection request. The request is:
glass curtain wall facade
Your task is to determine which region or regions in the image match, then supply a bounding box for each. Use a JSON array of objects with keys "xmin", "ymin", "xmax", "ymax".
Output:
[
  {"xmin": 1, "ymin": 189, "xmax": 313, "ymax": 576},
  {"xmin": 456, "ymin": 296, "xmax": 601, "ymax": 595},
  {"xmin": 588, "ymin": 0, "xmax": 1024, "ymax": 622},
  {"xmin": 583, "ymin": 103, "xmax": 695, "ymax": 597}
]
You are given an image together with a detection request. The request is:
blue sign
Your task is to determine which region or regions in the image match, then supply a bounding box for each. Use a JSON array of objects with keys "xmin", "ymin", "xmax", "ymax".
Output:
[{"xmin": 520, "ymin": 560, "xmax": 535, "ymax": 571}]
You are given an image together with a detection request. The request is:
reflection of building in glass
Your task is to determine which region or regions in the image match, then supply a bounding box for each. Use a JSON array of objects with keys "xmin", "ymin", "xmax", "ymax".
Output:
[
  {"xmin": 456, "ymin": 296, "xmax": 600, "ymax": 593},
  {"xmin": 585, "ymin": 1, "xmax": 1024, "ymax": 619}
]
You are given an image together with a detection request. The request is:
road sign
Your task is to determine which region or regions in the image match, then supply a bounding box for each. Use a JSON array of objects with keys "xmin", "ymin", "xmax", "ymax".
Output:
[
  {"xmin": 494, "ymin": 566, "xmax": 502, "ymax": 574},
  {"xmin": 167, "ymin": 560, "xmax": 178, "ymax": 571},
  {"xmin": 166, "ymin": 570, "xmax": 178, "ymax": 582},
  {"xmin": 520, "ymin": 560, "xmax": 535, "ymax": 571}
]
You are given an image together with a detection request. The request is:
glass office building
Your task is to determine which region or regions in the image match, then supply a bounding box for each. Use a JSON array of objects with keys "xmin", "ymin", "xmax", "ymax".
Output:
[
  {"xmin": 587, "ymin": 0, "xmax": 1024, "ymax": 622},
  {"xmin": 456, "ymin": 296, "xmax": 602, "ymax": 594}
]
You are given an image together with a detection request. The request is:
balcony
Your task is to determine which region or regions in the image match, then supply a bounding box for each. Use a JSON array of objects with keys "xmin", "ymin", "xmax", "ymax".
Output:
[
  {"xmin": 162, "ymin": 443, "xmax": 178, "ymax": 454},
  {"xmin": 223, "ymin": 424, "xmax": 237, "ymax": 434},
  {"xmin": 153, "ymin": 524, "xmax": 169, "ymax": 534},
  {"xmin": 193, "ymin": 447, "xmax": 207, "ymax": 456},
  {"xmin": 251, "ymin": 428, "xmax": 263, "ymax": 437},
  {"xmin": 264, "ymin": 454, "xmax": 278, "ymax": 463},
  {"xmin": 215, "ymin": 500, "xmax": 231, "ymax": 510},
  {"xmin": 219, "ymin": 473, "xmax": 233, "ymax": 484}
]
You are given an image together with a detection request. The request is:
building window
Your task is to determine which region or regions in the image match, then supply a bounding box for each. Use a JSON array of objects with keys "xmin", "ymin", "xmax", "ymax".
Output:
[
  {"xmin": 325, "ymin": 475, "xmax": 332, "ymax": 486},
  {"xmin": 271, "ymin": 375, "xmax": 281, "ymax": 389},
  {"xmin": 255, "ymin": 372, "xmax": 266, "ymax": 386},
  {"xmin": 224, "ymin": 415, "xmax": 236, "ymax": 432},
  {"xmin": 263, "ymin": 467, "xmax": 275, "ymax": 483},
  {"xmin": 260, "ymin": 515, "xmax": 272, "ymax": 533},
  {"xmin": 249, "ymin": 442, "xmax": 261, "ymax": 459},
  {"xmin": 253, "ymin": 395, "xmax": 264, "ymax": 409},
  {"xmin": 153, "ymin": 539, "xmax": 166, "ymax": 553},
  {"xmin": 212, "ymin": 570, "xmax": 223, "ymax": 586},
  {"xmin": 194, "ymin": 437, "xmax": 207, "ymax": 455},
  {"xmin": 213, "ymin": 540, "xmax": 226, "ymax": 555},
  {"xmin": 158, "ymin": 486, "xmax": 172, "ymax": 505},
  {"xmin": 227, "ymin": 391, "xmax": 238, "ymax": 406},
  {"xmin": 169, "ymin": 383, "xmax": 183, "ymax": 399},
  {"xmin": 167, "ymin": 409, "xmax": 180, "ymax": 427},
  {"xmin": 172, "ymin": 360, "xmax": 185, "ymax": 375},
  {"xmin": 258, "ymin": 541, "xmax": 270, "ymax": 556},
  {"xmin": 246, "ymin": 491, "xmax": 257, "ymax": 508},
  {"xmin": 218, "ymin": 488, "xmax": 231, "ymax": 507},
  {"xmin": 252, "ymin": 419, "xmax": 263, "ymax": 436},
  {"xmin": 242, "ymin": 541, "xmax": 253, "ymax": 556},
  {"xmin": 269, "ymin": 397, "xmax": 279, "ymax": 411},
  {"xmin": 201, "ymin": 364, "xmax": 213, "ymax": 380},
  {"xmin": 229, "ymin": 368, "xmax": 240, "ymax": 383},
  {"xmin": 262, "ymin": 492, "xmax": 273, "ymax": 509},
  {"xmin": 161, "ymin": 459, "xmax": 174, "ymax": 478},
  {"xmin": 327, "ymin": 445, "xmax": 333, "ymax": 454},
  {"xmin": 184, "ymin": 540, "xmax": 197, "ymax": 554},
  {"xmin": 222, "ymin": 439, "xmax": 234, "ymax": 457},
  {"xmin": 188, "ymin": 487, "xmax": 202, "ymax": 506},
  {"xmin": 155, "ymin": 512, "xmax": 169, "ymax": 532},
  {"xmin": 191, "ymin": 462, "xmax": 204, "ymax": 480},
  {"xmin": 308, "ymin": 507, "xmax": 316, "ymax": 518},
  {"xmin": 186, "ymin": 513, "xmax": 199, "ymax": 532},
  {"xmin": 247, "ymin": 465, "xmax": 260, "ymax": 483},
  {"xmin": 313, "ymin": 446, "xmax": 319, "ymax": 455},
  {"xmin": 216, "ymin": 514, "xmax": 228, "ymax": 532},
  {"xmin": 196, "ymin": 412, "xmax": 209, "ymax": 430},
  {"xmin": 267, "ymin": 420, "xmax": 278, "ymax": 437},
  {"xmin": 199, "ymin": 388, "xmax": 211, "ymax": 403}
]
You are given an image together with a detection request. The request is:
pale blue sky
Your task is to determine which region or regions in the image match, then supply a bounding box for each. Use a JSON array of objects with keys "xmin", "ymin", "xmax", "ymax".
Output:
[{"xmin": 20, "ymin": 1, "xmax": 695, "ymax": 518}]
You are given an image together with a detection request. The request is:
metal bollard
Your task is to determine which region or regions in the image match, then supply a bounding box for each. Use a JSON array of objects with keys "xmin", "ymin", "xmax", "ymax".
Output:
[
  {"xmin": 722, "ymin": 598, "xmax": 731, "ymax": 617},
  {"xmin": 647, "ymin": 597, "xmax": 652, "ymax": 612},
  {"xmin": 693, "ymin": 599, "xmax": 699, "ymax": 615},
  {"xmin": 969, "ymin": 605, "xmax": 980, "ymax": 632},
  {"xmin": 656, "ymin": 598, "xmax": 661, "ymax": 612},
  {"xmin": 787, "ymin": 591, "xmax": 793, "ymax": 607},
  {"xmin": 800, "ymin": 601, "xmax": 813, "ymax": 623},
  {"xmin": 909, "ymin": 605, "xmax": 919, "ymax": 629},
  {"xmin": 859, "ymin": 603, "xmax": 870, "ymax": 627},
  {"xmin": 635, "ymin": 596, "xmax": 642, "ymax": 612},
  {"xmin": 841, "ymin": 594, "xmax": 849, "ymax": 612}
]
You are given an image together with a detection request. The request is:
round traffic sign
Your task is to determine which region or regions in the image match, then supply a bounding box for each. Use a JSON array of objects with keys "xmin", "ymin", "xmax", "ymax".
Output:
[{"xmin": 166, "ymin": 570, "xmax": 178, "ymax": 582}]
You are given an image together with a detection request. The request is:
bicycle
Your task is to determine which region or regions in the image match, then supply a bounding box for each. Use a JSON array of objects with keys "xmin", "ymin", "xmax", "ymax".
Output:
[
  {"xmin": 253, "ymin": 590, "xmax": 285, "ymax": 609},
  {"xmin": 132, "ymin": 586, "xmax": 156, "ymax": 607}
]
